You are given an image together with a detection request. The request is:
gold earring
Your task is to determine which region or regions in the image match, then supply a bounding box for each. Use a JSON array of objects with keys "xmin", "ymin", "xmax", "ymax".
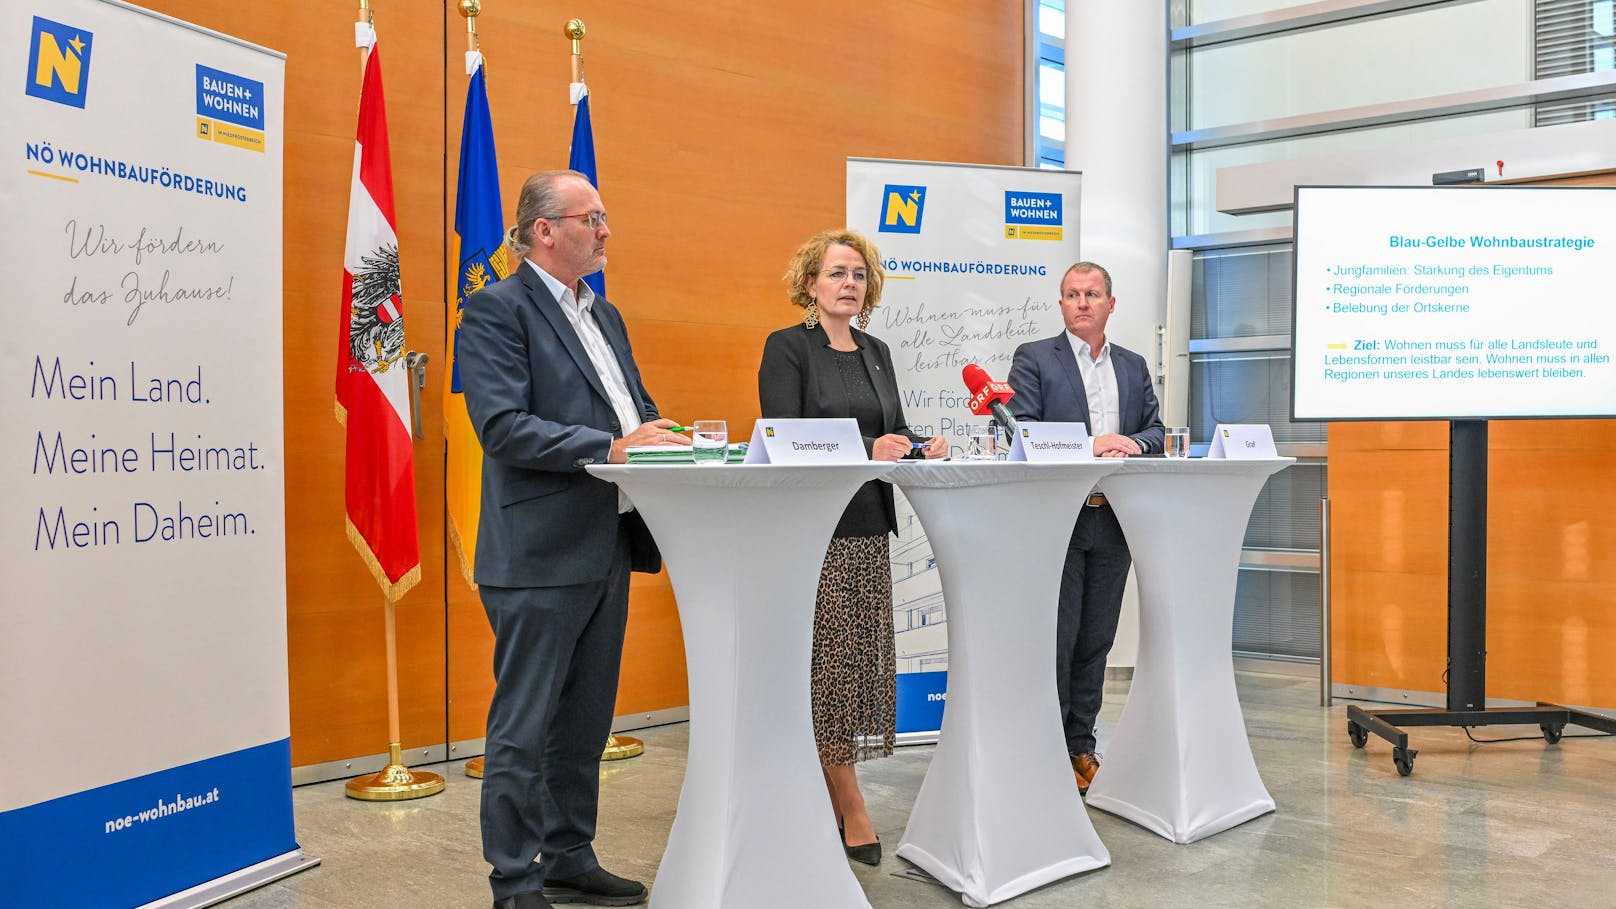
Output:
[
  {"xmin": 804, "ymin": 301, "xmax": 819, "ymax": 329},
  {"xmin": 856, "ymin": 303, "xmax": 871, "ymax": 331}
]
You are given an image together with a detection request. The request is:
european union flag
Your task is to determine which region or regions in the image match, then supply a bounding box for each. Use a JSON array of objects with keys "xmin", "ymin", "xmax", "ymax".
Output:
[
  {"xmin": 569, "ymin": 88, "xmax": 604, "ymax": 297},
  {"xmin": 451, "ymin": 62, "xmax": 506, "ymax": 394}
]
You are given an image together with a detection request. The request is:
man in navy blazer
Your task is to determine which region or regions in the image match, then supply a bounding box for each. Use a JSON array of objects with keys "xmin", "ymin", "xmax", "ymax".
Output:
[
  {"xmin": 1007, "ymin": 261, "xmax": 1164, "ymax": 795},
  {"xmin": 459, "ymin": 170, "xmax": 686, "ymax": 909}
]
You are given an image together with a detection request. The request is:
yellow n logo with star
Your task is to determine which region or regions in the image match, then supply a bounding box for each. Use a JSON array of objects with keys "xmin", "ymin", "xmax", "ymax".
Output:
[
  {"xmin": 878, "ymin": 184, "xmax": 927, "ymax": 234},
  {"xmin": 26, "ymin": 17, "xmax": 94, "ymax": 109}
]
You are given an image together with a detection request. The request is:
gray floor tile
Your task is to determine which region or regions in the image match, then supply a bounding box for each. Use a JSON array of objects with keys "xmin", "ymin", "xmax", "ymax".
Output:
[{"xmin": 219, "ymin": 673, "xmax": 1616, "ymax": 909}]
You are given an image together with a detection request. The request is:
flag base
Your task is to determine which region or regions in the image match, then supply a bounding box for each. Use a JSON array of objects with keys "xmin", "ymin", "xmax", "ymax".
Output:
[
  {"xmin": 602, "ymin": 734, "xmax": 644, "ymax": 761},
  {"xmin": 344, "ymin": 743, "xmax": 445, "ymax": 800},
  {"xmin": 465, "ymin": 756, "xmax": 484, "ymax": 778}
]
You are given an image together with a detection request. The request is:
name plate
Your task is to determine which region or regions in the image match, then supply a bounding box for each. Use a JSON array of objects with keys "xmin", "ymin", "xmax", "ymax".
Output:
[
  {"xmin": 1206, "ymin": 424, "xmax": 1278, "ymax": 459},
  {"xmin": 743, "ymin": 418, "xmax": 867, "ymax": 464},
  {"xmin": 1008, "ymin": 421, "xmax": 1092, "ymax": 462}
]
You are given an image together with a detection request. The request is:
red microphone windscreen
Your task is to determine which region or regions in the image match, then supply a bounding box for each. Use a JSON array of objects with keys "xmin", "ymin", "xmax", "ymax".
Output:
[{"xmin": 962, "ymin": 363, "xmax": 992, "ymax": 394}]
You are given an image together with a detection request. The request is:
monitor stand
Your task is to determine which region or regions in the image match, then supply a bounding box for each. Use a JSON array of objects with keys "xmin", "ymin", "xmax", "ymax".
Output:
[{"xmin": 1345, "ymin": 420, "xmax": 1615, "ymax": 775}]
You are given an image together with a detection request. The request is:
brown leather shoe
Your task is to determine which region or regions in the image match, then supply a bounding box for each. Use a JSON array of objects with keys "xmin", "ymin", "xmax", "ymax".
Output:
[{"xmin": 1072, "ymin": 752, "xmax": 1100, "ymax": 794}]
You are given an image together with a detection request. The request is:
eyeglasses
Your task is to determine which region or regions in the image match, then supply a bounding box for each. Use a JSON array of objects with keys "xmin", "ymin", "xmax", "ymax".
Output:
[
  {"xmin": 550, "ymin": 210, "xmax": 608, "ymax": 231},
  {"xmin": 819, "ymin": 267, "xmax": 869, "ymax": 284}
]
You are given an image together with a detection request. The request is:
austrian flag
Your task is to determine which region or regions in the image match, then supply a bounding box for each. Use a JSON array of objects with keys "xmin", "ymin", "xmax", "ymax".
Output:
[{"xmin": 334, "ymin": 45, "xmax": 420, "ymax": 602}]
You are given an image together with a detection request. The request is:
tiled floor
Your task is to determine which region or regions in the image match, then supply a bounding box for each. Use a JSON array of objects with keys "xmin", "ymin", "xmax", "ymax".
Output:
[{"xmin": 224, "ymin": 672, "xmax": 1616, "ymax": 908}]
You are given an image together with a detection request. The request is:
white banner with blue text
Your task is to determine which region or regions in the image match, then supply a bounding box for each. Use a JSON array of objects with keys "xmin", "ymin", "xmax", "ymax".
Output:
[
  {"xmin": 847, "ymin": 159, "xmax": 1080, "ymax": 736},
  {"xmin": 0, "ymin": 1, "xmax": 296, "ymax": 906}
]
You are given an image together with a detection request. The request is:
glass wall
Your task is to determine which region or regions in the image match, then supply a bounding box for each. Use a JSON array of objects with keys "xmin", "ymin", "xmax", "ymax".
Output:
[
  {"xmin": 1536, "ymin": 0, "xmax": 1616, "ymax": 123},
  {"xmin": 1168, "ymin": 0, "xmax": 1547, "ymax": 663},
  {"xmin": 1030, "ymin": 0, "xmax": 1616, "ymax": 662},
  {"xmin": 1035, "ymin": 0, "xmax": 1066, "ymax": 168},
  {"xmin": 1186, "ymin": 0, "xmax": 1529, "ymax": 131},
  {"xmin": 1173, "ymin": 0, "xmax": 1533, "ymax": 236},
  {"xmin": 1190, "ymin": 245, "xmax": 1325, "ymax": 660}
]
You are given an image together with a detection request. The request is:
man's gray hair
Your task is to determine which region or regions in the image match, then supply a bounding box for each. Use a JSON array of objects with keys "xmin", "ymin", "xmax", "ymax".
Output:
[{"xmin": 506, "ymin": 169, "xmax": 592, "ymax": 257}]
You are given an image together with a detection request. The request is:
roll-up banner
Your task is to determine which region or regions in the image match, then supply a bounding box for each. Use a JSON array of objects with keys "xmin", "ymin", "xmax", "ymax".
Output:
[
  {"xmin": 0, "ymin": 1, "xmax": 307, "ymax": 906},
  {"xmin": 847, "ymin": 159, "xmax": 1081, "ymax": 737}
]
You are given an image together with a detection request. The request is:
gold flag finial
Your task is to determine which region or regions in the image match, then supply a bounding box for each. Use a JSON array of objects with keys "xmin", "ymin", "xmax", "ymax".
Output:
[
  {"xmin": 459, "ymin": 1, "xmax": 482, "ymax": 52},
  {"xmin": 566, "ymin": 19, "xmax": 586, "ymax": 83}
]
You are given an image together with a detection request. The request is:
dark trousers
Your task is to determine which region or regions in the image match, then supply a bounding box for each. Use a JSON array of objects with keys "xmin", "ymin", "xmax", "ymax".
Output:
[
  {"xmin": 1056, "ymin": 503, "xmax": 1131, "ymax": 756},
  {"xmin": 479, "ymin": 528, "xmax": 632, "ymax": 900}
]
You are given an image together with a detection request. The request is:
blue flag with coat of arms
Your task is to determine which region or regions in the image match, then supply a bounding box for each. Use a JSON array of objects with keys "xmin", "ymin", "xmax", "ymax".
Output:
[{"xmin": 444, "ymin": 58, "xmax": 505, "ymax": 584}]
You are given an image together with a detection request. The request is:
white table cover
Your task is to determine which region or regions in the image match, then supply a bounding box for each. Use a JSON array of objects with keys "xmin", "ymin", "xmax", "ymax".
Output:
[
  {"xmin": 886, "ymin": 461, "xmax": 1123, "ymax": 907},
  {"xmin": 588, "ymin": 463, "xmax": 895, "ymax": 909},
  {"xmin": 1084, "ymin": 457, "xmax": 1294, "ymax": 844}
]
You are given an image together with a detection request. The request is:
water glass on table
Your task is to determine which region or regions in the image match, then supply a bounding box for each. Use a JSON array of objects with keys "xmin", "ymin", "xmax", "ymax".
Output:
[
  {"xmin": 964, "ymin": 424, "xmax": 1000, "ymax": 461},
  {"xmin": 1164, "ymin": 426, "xmax": 1190, "ymax": 458},
  {"xmin": 692, "ymin": 420, "xmax": 727, "ymax": 465}
]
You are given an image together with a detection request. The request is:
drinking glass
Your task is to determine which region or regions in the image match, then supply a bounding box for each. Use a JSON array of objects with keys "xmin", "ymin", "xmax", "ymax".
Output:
[
  {"xmin": 1164, "ymin": 426, "xmax": 1190, "ymax": 458},
  {"xmin": 964, "ymin": 425, "xmax": 999, "ymax": 461},
  {"xmin": 692, "ymin": 420, "xmax": 727, "ymax": 465}
]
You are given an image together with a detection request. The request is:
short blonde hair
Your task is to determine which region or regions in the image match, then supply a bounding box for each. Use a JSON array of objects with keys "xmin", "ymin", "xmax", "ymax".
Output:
[
  {"xmin": 783, "ymin": 229, "xmax": 885, "ymax": 311},
  {"xmin": 1064, "ymin": 261, "xmax": 1113, "ymax": 297}
]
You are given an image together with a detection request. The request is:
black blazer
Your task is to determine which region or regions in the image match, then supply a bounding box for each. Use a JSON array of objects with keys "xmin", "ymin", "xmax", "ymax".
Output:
[
  {"xmin": 757, "ymin": 322, "xmax": 923, "ymax": 536},
  {"xmin": 1007, "ymin": 333, "xmax": 1166, "ymax": 453},
  {"xmin": 458, "ymin": 264, "xmax": 661, "ymax": 588}
]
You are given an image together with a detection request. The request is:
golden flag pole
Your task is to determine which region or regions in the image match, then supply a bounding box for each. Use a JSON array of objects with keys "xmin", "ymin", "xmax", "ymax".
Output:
[
  {"xmin": 357, "ymin": 0, "xmax": 372, "ymax": 73},
  {"xmin": 343, "ymin": 0, "xmax": 445, "ymax": 803},
  {"xmin": 566, "ymin": 17, "xmax": 585, "ymax": 83},
  {"xmin": 461, "ymin": 0, "xmax": 488, "ymax": 782},
  {"xmin": 346, "ymin": 591, "xmax": 446, "ymax": 799},
  {"xmin": 567, "ymin": 16, "xmax": 643, "ymax": 763},
  {"xmin": 460, "ymin": 0, "xmax": 482, "ymax": 56}
]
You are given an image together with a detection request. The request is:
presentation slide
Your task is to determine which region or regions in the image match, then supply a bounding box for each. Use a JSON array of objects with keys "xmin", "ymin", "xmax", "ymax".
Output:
[{"xmin": 1292, "ymin": 185, "xmax": 1616, "ymax": 420}]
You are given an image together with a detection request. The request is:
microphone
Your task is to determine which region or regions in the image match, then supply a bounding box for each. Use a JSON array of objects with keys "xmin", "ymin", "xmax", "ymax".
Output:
[{"xmin": 961, "ymin": 364, "xmax": 1018, "ymax": 437}]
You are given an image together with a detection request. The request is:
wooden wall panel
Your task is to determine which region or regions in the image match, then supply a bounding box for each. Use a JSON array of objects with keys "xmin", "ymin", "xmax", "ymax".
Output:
[
  {"xmin": 440, "ymin": 1, "xmax": 1023, "ymax": 744},
  {"xmin": 141, "ymin": 2, "xmax": 450, "ymax": 766},
  {"xmin": 137, "ymin": 0, "xmax": 1021, "ymax": 762},
  {"xmin": 1331, "ymin": 569, "xmax": 1449, "ymax": 691},
  {"xmin": 619, "ymin": 579, "xmax": 689, "ymax": 715},
  {"xmin": 1331, "ymin": 425, "xmax": 1616, "ymax": 707},
  {"xmin": 1327, "ymin": 429, "xmax": 1450, "ymax": 692},
  {"xmin": 1328, "ymin": 171, "xmax": 1616, "ymax": 712},
  {"xmin": 1483, "ymin": 437, "xmax": 1616, "ymax": 705}
]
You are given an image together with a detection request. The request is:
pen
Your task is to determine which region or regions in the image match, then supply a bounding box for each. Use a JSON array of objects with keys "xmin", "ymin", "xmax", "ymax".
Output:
[
  {"xmin": 665, "ymin": 425, "xmax": 693, "ymax": 433},
  {"xmin": 911, "ymin": 442, "xmax": 927, "ymax": 450}
]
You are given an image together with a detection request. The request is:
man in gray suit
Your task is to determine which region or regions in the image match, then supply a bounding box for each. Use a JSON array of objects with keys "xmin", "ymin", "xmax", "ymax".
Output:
[
  {"xmin": 459, "ymin": 170, "xmax": 686, "ymax": 909},
  {"xmin": 1007, "ymin": 261, "xmax": 1164, "ymax": 795}
]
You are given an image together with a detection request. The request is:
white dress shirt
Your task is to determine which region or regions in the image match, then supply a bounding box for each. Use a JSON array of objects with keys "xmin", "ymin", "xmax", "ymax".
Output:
[
  {"xmin": 1066, "ymin": 330, "xmax": 1119, "ymax": 437},
  {"xmin": 528, "ymin": 260, "xmax": 640, "ymax": 510}
]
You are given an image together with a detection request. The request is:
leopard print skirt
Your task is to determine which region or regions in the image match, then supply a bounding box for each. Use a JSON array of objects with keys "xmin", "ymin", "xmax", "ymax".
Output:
[{"xmin": 811, "ymin": 534, "xmax": 897, "ymax": 765}]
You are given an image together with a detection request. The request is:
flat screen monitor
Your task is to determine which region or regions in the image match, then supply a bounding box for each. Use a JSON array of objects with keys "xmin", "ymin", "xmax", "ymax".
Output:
[{"xmin": 1291, "ymin": 185, "xmax": 1616, "ymax": 421}]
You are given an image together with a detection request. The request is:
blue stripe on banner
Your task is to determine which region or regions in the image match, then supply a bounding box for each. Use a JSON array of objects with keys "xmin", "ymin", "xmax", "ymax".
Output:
[
  {"xmin": 0, "ymin": 739, "xmax": 296, "ymax": 909},
  {"xmin": 895, "ymin": 670, "xmax": 949, "ymax": 734}
]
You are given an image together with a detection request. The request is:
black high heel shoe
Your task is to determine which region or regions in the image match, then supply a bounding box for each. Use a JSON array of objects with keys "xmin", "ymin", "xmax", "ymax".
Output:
[{"xmin": 840, "ymin": 825, "xmax": 881, "ymax": 866}]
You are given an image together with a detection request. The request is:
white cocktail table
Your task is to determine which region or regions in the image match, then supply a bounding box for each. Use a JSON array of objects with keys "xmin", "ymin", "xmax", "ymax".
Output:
[
  {"xmin": 589, "ymin": 462, "xmax": 895, "ymax": 908},
  {"xmin": 886, "ymin": 460, "xmax": 1123, "ymax": 907},
  {"xmin": 1084, "ymin": 457, "xmax": 1293, "ymax": 844}
]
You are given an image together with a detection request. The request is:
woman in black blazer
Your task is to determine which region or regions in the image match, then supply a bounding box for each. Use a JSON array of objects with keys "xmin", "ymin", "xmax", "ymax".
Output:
[{"xmin": 757, "ymin": 229, "xmax": 946, "ymax": 866}]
